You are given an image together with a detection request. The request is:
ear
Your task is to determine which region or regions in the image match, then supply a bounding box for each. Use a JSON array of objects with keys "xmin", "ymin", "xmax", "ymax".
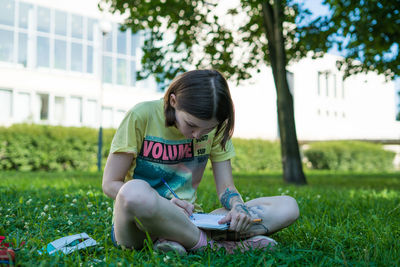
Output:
[{"xmin": 169, "ymin": 93, "xmax": 177, "ymax": 108}]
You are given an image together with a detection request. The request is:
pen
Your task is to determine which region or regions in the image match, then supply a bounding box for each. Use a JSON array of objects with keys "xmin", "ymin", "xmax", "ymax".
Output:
[
  {"xmin": 227, "ymin": 218, "xmax": 262, "ymax": 227},
  {"xmin": 161, "ymin": 177, "xmax": 180, "ymax": 199},
  {"xmin": 161, "ymin": 177, "xmax": 195, "ymax": 220}
]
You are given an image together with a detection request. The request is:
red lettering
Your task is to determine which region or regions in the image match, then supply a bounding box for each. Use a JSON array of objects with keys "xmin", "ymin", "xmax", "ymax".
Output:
[
  {"xmin": 143, "ymin": 141, "xmax": 154, "ymax": 157},
  {"xmin": 185, "ymin": 144, "xmax": 192, "ymax": 158},
  {"xmin": 168, "ymin": 145, "xmax": 178, "ymax": 160},
  {"xmin": 178, "ymin": 144, "xmax": 185, "ymax": 160},
  {"xmin": 152, "ymin": 143, "xmax": 163, "ymax": 159},
  {"xmin": 162, "ymin": 144, "xmax": 169, "ymax": 160}
]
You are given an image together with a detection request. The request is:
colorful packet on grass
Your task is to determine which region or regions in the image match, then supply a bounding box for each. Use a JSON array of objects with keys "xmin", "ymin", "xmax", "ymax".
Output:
[{"xmin": 38, "ymin": 233, "xmax": 97, "ymax": 255}]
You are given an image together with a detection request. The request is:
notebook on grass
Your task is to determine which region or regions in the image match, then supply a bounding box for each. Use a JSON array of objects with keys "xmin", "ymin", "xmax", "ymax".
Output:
[{"xmin": 190, "ymin": 213, "xmax": 229, "ymax": 230}]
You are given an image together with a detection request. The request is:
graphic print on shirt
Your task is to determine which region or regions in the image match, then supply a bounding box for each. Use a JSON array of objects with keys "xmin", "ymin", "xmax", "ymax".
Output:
[
  {"xmin": 139, "ymin": 138, "xmax": 194, "ymax": 164},
  {"xmin": 134, "ymin": 136, "xmax": 210, "ymax": 201}
]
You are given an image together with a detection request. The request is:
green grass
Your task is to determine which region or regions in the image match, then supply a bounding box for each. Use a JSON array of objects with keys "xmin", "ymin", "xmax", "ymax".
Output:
[{"xmin": 1, "ymin": 171, "xmax": 400, "ymax": 266}]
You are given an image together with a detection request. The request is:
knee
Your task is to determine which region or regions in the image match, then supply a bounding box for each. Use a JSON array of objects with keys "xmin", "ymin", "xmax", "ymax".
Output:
[
  {"xmin": 282, "ymin": 196, "xmax": 300, "ymax": 223},
  {"xmin": 116, "ymin": 179, "xmax": 158, "ymax": 218}
]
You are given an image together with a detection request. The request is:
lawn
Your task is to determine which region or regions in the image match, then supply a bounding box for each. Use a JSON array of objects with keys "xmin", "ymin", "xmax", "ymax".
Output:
[{"xmin": 1, "ymin": 170, "xmax": 399, "ymax": 266}]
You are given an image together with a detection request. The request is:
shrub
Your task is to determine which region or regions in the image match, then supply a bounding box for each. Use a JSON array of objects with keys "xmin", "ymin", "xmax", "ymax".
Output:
[
  {"xmin": 0, "ymin": 124, "xmax": 283, "ymax": 172},
  {"xmin": 231, "ymin": 138, "xmax": 282, "ymax": 172},
  {"xmin": 4, "ymin": 125, "xmax": 394, "ymax": 173},
  {"xmin": 304, "ymin": 141, "xmax": 395, "ymax": 171},
  {"xmin": 0, "ymin": 124, "xmax": 115, "ymax": 171}
]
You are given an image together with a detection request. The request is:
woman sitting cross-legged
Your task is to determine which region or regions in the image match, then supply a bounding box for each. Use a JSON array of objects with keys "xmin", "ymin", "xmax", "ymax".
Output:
[{"xmin": 102, "ymin": 70, "xmax": 300, "ymax": 254}]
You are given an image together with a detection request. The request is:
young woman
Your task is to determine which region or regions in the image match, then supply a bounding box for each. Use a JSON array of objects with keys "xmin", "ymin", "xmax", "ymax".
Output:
[{"xmin": 102, "ymin": 69, "xmax": 299, "ymax": 254}]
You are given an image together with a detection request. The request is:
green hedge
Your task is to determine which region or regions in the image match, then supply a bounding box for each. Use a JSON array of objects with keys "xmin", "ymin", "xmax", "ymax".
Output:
[
  {"xmin": 0, "ymin": 124, "xmax": 395, "ymax": 172},
  {"xmin": 0, "ymin": 124, "xmax": 283, "ymax": 172},
  {"xmin": 231, "ymin": 138, "xmax": 282, "ymax": 172},
  {"xmin": 0, "ymin": 124, "xmax": 115, "ymax": 171},
  {"xmin": 304, "ymin": 141, "xmax": 395, "ymax": 171}
]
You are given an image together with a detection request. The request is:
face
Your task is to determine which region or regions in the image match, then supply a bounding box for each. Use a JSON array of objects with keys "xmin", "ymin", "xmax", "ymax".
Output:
[{"xmin": 170, "ymin": 94, "xmax": 219, "ymax": 139}]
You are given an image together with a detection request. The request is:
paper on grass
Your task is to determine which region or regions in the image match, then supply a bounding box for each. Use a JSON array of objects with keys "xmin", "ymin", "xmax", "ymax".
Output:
[
  {"xmin": 190, "ymin": 213, "xmax": 229, "ymax": 230},
  {"xmin": 38, "ymin": 233, "xmax": 97, "ymax": 255}
]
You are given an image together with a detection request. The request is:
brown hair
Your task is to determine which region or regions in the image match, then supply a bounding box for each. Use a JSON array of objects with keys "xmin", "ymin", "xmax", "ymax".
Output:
[{"xmin": 164, "ymin": 69, "xmax": 234, "ymax": 150}]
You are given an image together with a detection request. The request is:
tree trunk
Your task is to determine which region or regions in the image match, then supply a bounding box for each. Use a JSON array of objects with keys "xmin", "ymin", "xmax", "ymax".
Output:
[{"xmin": 261, "ymin": 1, "xmax": 307, "ymax": 185}]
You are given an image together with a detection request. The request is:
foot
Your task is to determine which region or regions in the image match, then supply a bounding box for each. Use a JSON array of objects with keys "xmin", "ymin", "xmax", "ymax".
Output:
[
  {"xmin": 153, "ymin": 239, "xmax": 187, "ymax": 255},
  {"xmin": 212, "ymin": 235, "xmax": 277, "ymax": 254}
]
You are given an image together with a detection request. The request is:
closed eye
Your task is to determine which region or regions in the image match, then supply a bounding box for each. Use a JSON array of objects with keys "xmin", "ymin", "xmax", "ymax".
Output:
[{"xmin": 185, "ymin": 121, "xmax": 197, "ymax": 128}]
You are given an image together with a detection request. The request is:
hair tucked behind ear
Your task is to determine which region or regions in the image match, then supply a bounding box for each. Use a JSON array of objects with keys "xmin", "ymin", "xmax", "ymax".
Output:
[{"xmin": 163, "ymin": 69, "xmax": 234, "ymax": 150}]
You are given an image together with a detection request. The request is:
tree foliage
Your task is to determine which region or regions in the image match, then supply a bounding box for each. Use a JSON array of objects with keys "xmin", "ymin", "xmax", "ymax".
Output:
[
  {"xmin": 305, "ymin": 0, "xmax": 400, "ymax": 79},
  {"xmin": 102, "ymin": 0, "xmax": 398, "ymax": 84},
  {"xmin": 102, "ymin": 0, "xmax": 318, "ymax": 85}
]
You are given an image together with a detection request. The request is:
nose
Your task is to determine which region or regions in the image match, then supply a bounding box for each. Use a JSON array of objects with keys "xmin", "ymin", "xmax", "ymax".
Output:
[{"xmin": 192, "ymin": 131, "xmax": 201, "ymax": 139}]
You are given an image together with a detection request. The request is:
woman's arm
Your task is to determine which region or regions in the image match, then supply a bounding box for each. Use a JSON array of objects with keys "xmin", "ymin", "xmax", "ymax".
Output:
[
  {"xmin": 212, "ymin": 160, "xmax": 252, "ymax": 232},
  {"xmin": 102, "ymin": 152, "xmax": 134, "ymax": 200}
]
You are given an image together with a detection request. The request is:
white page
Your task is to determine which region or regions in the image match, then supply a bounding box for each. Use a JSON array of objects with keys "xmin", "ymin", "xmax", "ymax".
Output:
[{"xmin": 190, "ymin": 213, "xmax": 229, "ymax": 230}]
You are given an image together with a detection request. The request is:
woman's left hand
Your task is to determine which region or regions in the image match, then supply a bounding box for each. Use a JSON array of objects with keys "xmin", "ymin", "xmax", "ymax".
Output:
[{"xmin": 218, "ymin": 203, "xmax": 252, "ymax": 232}]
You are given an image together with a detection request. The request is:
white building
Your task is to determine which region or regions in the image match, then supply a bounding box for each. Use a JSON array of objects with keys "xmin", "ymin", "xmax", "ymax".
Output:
[
  {"xmin": 0, "ymin": 0, "xmax": 399, "ymax": 145},
  {"xmin": 0, "ymin": 0, "xmax": 162, "ymax": 129}
]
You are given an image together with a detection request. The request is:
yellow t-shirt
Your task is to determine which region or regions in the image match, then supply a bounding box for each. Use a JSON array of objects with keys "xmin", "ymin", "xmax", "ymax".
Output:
[{"xmin": 110, "ymin": 99, "xmax": 235, "ymax": 203}]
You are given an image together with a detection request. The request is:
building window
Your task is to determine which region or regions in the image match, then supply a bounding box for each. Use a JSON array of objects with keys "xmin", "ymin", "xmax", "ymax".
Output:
[
  {"xmin": 318, "ymin": 71, "xmax": 337, "ymax": 97},
  {"xmin": 102, "ymin": 107, "xmax": 113, "ymax": 128},
  {"xmin": 0, "ymin": 1, "xmax": 142, "ymax": 87},
  {"xmin": 71, "ymin": 14, "xmax": 83, "ymax": 39},
  {"xmin": 71, "ymin": 42, "xmax": 83, "ymax": 72},
  {"xmin": 317, "ymin": 72, "xmax": 323, "ymax": 96},
  {"xmin": 37, "ymin": 7, "xmax": 51, "ymax": 33},
  {"xmin": 54, "ymin": 96, "xmax": 65, "ymax": 124},
  {"xmin": 85, "ymin": 99, "xmax": 97, "ymax": 127},
  {"xmin": 18, "ymin": 2, "xmax": 33, "ymax": 29},
  {"xmin": 103, "ymin": 56, "xmax": 113, "ymax": 83},
  {"xmin": 325, "ymin": 72, "xmax": 329, "ymax": 97},
  {"xmin": 0, "ymin": 89, "xmax": 13, "ymax": 120},
  {"xmin": 37, "ymin": 36, "xmax": 50, "ymax": 67},
  {"xmin": 38, "ymin": 93, "xmax": 49, "ymax": 121},
  {"xmin": 87, "ymin": 18, "xmax": 96, "ymax": 41},
  {"xmin": 87, "ymin": 45, "xmax": 93, "ymax": 73},
  {"xmin": 117, "ymin": 58, "xmax": 127, "ymax": 85},
  {"xmin": 70, "ymin": 96, "xmax": 82, "ymax": 125},
  {"xmin": 0, "ymin": 29, "xmax": 14, "ymax": 62},
  {"xmin": 16, "ymin": 92, "xmax": 30, "ymax": 121},
  {"xmin": 102, "ymin": 25, "xmax": 139, "ymax": 87},
  {"xmin": 18, "ymin": 32, "xmax": 28, "ymax": 66},
  {"xmin": 333, "ymin": 74, "xmax": 337, "ymax": 98},
  {"xmin": 117, "ymin": 29, "xmax": 127, "ymax": 55},
  {"xmin": 54, "ymin": 39, "xmax": 67, "ymax": 69},
  {"xmin": 54, "ymin": 10, "xmax": 67, "ymax": 36},
  {"xmin": 105, "ymin": 31, "xmax": 113, "ymax": 53},
  {"xmin": 0, "ymin": 0, "xmax": 14, "ymax": 26}
]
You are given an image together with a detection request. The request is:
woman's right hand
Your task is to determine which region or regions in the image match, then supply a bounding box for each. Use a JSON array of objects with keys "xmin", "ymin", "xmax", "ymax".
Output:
[{"xmin": 170, "ymin": 197, "xmax": 194, "ymax": 218}]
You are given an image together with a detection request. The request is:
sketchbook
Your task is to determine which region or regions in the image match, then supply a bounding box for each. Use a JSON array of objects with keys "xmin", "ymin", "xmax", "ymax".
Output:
[{"xmin": 190, "ymin": 213, "xmax": 229, "ymax": 230}]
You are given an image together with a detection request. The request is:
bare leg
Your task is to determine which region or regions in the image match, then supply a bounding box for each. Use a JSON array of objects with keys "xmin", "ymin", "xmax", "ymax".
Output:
[
  {"xmin": 209, "ymin": 196, "xmax": 299, "ymax": 241},
  {"xmin": 113, "ymin": 179, "xmax": 201, "ymax": 249}
]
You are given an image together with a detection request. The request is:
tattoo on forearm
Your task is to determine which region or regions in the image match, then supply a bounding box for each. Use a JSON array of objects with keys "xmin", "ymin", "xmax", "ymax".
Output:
[
  {"xmin": 234, "ymin": 203, "xmax": 250, "ymax": 215},
  {"xmin": 220, "ymin": 188, "xmax": 240, "ymax": 210}
]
